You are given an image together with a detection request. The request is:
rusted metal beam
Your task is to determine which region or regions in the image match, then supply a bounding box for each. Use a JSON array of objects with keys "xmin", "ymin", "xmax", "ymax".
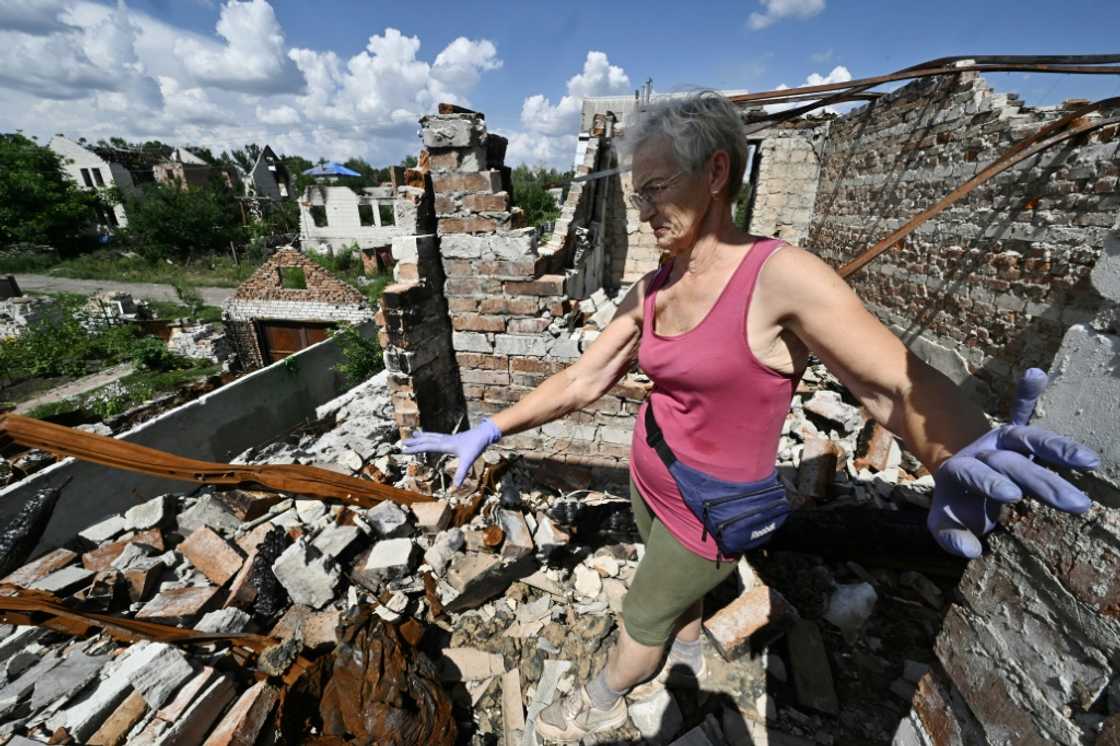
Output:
[
  {"xmin": 0, "ymin": 413, "xmax": 432, "ymax": 508},
  {"xmin": 837, "ymin": 98, "xmax": 1120, "ymax": 278}
]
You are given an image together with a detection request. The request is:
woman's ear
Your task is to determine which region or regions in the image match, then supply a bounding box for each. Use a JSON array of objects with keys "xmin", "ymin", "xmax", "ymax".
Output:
[{"xmin": 707, "ymin": 150, "xmax": 731, "ymax": 197}]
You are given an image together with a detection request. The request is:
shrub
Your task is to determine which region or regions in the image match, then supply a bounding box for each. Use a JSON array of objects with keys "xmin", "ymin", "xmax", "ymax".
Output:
[{"xmin": 332, "ymin": 324, "xmax": 383, "ymax": 385}]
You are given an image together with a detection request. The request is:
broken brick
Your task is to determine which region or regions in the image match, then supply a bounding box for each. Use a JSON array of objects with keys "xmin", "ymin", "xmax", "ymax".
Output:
[
  {"xmin": 135, "ymin": 585, "xmax": 218, "ymax": 624},
  {"xmin": 703, "ymin": 585, "xmax": 798, "ymax": 660},
  {"xmin": 179, "ymin": 526, "xmax": 245, "ymax": 585},
  {"xmin": 202, "ymin": 680, "xmax": 279, "ymax": 746}
]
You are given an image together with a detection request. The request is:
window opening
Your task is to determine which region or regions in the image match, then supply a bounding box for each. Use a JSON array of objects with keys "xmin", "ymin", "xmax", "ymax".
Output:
[
  {"xmin": 310, "ymin": 205, "xmax": 328, "ymax": 227},
  {"xmin": 378, "ymin": 203, "xmax": 395, "ymax": 226},
  {"xmin": 279, "ymin": 266, "xmax": 307, "ymax": 289},
  {"xmin": 80, "ymin": 168, "xmax": 93, "ymax": 188},
  {"xmin": 92, "ymin": 168, "xmax": 105, "ymax": 187}
]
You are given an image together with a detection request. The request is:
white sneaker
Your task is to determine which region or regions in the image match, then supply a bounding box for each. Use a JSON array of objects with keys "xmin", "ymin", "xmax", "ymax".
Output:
[{"xmin": 534, "ymin": 684, "xmax": 629, "ymax": 743}]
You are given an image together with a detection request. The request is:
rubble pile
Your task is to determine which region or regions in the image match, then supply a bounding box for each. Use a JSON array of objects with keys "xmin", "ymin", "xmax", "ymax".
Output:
[
  {"xmin": 167, "ymin": 324, "xmax": 236, "ymax": 371},
  {"xmin": 0, "ymin": 364, "xmax": 960, "ymax": 744}
]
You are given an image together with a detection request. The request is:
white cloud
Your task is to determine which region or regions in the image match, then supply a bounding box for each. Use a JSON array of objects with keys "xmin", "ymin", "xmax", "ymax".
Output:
[
  {"xmin": 0, "ymin": 4, "xmax": 503, "ymax": 170},
  {"xmin": 764, "ymin": 65, "xmax": 853, "ymax": 114},
  {"xmin": 519, "ymin": 51, "xmax": 631, "ymax": 140},
  {"xmin": 500, "ymin": 130, "xmax": 579, "ymax": 170},
  {"xmin": 749, "ymin": 0, "xmax": 825, "ymax": 30},
  {"xmin": 0, "ymin": 0, "xmax": 73, "ymax": 34},
  {"xmin": 256, "ymin": 104, "xmax": 301, "ymax": 126},
  {"xmin": 175, "ymin": 0, "xmax": 302, "ymax": 94}
]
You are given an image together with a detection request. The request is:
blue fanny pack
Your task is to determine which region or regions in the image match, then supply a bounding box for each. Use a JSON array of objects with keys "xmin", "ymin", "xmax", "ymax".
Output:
[{"xmin": 644, "ymin": 402, "xmax": 790, "ymax": 560}]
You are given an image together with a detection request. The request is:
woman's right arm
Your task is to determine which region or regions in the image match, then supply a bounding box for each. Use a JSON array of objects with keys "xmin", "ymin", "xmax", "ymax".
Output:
[{"xmin": 490, "ymin": 278, "xmax": 646, "ymax": 436}]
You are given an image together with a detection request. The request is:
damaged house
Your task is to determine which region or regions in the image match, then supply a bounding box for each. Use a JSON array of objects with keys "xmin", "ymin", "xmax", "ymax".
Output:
[
  {"xmin": 298, "ymin": 184, "xmax": 404, "ymax": 267},
  {"xmin": 223, "ymin": 247, "xmax": 374, "ymax": 368},
  {"xmin": 0, "ymin": 57, "xmax": 1116, "ymax": 746},
  {"xmin": 47, "ymin": 135, "xmax": 135, "ymax": 228}
]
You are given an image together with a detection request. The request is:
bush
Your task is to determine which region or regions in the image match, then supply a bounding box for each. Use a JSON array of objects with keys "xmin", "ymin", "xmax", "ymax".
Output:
[
  {"xmin": 128, "ymin": 336, "xmax": 184, "ymax": 372},
  {"xmin": 332, "ymin": 324, "xmax": 383, "ymax": 385},
  {"xmin": 0, "ymin": 133, "xmax": 101, "ymax": 252},
  {"xmin": 119, "ymin": 178, "xmax": 243, "ymax": 262}
]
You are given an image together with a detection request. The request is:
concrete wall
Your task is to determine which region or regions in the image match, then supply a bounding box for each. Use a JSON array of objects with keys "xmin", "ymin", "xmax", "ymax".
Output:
[
  {"xmin": 0, "ymin": 324, "xmax": 373, "ymax": 554},
  {"xmin": 803, "ymin": 72, "xmax": 1120, "ymax": 407}
]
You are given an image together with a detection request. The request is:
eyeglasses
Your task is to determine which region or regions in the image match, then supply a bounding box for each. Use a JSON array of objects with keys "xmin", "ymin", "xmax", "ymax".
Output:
[{"xmin": 628, "ymin": 171, "xmax": 685, "ymax": 211}]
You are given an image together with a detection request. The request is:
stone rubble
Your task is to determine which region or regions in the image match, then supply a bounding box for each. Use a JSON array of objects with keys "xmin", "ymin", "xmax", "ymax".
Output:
[{"xmin": 0, "ymin": 361, "xmax": 962, "ymax": 744}]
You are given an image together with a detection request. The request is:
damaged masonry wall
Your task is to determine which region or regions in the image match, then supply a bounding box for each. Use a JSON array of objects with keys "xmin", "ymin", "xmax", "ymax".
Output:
[
  {"xmin": 381, "ymin": 110, "xmax": 648, "ymax": 485},
  {"xmin": 800, "ymin": 71, "xmax": 1120, "ymax": 407}
]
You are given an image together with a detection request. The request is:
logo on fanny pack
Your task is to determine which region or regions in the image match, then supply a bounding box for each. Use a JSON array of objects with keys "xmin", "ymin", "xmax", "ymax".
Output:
[{"xmin": 750, "ymin": 522, "xmax": 777, "ymax": 540}]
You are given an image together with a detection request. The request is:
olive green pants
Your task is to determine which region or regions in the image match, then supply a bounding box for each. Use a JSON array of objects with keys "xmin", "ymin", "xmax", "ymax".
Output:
[{"xmin": 621, "ymin": 480, "xmax": 738, "ymax": 646}]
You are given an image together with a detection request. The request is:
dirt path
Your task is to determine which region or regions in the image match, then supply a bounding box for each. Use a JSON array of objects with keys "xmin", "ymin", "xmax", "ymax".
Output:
[
  {"xmin": 11, "ymin": 275, "xmax": 232, "ymax": 307},
  {"xmin": 14, "ymin": 362, "xmax": 136, "ymax": 414}
]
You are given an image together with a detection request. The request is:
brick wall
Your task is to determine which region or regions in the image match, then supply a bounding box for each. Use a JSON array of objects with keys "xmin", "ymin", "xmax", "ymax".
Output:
[
  {"xmin": 746, "ymin": 119, "xmax": 826, "ymax": 245},
  {"xmin": 379, "ymin": 109, "xmax": 651, "ymax": 488},
  {"xmin": 803, "ymin": 72, "xmax": 1120, "ymax": 406},
  {"xmin": 299, "ymin": 184, "xmax": 403, "ymax": 254}
]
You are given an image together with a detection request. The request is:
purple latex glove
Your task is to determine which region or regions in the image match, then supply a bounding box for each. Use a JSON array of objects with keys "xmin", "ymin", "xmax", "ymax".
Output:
[
  {"xmin": 928, "ymin": 368, "xmax": 1101, "ymax": 558},
  {"xmin": 399, "ymin": 419, "xmax": 502, "ymax": 488}
]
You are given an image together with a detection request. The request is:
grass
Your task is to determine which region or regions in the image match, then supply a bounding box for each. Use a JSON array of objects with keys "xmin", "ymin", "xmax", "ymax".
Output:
[
  {"xmin": 144, "ymin": 299, "xmax": 223, "ymax": 324},
  {"xmin": 27, "ymin": 361, "xmax": 220, "ymax": 421},
  {"xmin": 0, "ymin": 251, "xmax": 263, "ymax": 288}
]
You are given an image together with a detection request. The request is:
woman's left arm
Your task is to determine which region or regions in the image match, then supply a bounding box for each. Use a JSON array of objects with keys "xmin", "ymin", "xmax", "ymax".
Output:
[{"xmin": 757, "ymin": 245, "xmax": 1099, "ymax": 557}]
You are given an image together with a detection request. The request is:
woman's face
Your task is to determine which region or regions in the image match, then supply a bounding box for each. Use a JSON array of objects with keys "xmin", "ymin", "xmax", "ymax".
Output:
[{"xmin": 631, "ymin": 136, "xmax": 712, "ymax": 254}]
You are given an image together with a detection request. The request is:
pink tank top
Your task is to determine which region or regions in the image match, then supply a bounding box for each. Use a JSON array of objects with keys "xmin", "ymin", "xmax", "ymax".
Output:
[{"xmin": 630, "ymin": 238, "xmax": 798, "ymax": 560}]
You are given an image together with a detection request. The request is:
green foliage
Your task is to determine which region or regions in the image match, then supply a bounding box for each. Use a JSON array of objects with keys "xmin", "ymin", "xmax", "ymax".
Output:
[
  {"xmin": 221, "ymin": 144, "xmax": 262, "ymax": 175},
  {"xmin": 0, "ymin": 294, "xmax": 143, "ymax": 383},
  {"xmin": 0, "ymin": 133, "xmax": 101, "ymax": 251},
  {"xmin": 29, "ymin": 362, "xmax": 218, "ymax": 421},
  {"xmin": 118, "ymin": 179, "xmax": 243, "ymax": 262},
  {"xmin": 23, "ymin": 251, "xmax": 259, "ymax": 288},
  {"xmin": 128, "ymin": 336, "xmax": 186, "ymax": 372},
  {"xmin": 365, "ymin": 272, "xmax": 393, "ymax": 305},
  {"xmin": 279, "ymin": 266, "xmax": 307, "ymax": 289},
  {"xmin": 733, "ymin": 184, "xmax": 754, "ymax": 231},
  {"xmin": 332, "ymin": 323, "xmax": 383, "ymax": 385},
  {"xmin": 510, "ymin": 165, "xmax": 571, "ymax": 230}
]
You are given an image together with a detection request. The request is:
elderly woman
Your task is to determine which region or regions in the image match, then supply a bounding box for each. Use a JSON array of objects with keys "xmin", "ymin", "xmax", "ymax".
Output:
[{"xmin": 402, "ymin": 92, "xmax": 1098, "ymax": 742}]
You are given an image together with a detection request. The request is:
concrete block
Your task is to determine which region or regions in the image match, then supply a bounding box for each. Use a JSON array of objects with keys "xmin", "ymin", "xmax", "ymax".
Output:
[
  {"xmin": 177, "ymin": 494, "xmax": 241, "ymax": 536},
  {"xmin": 311, "ymin": 524, "xmax": 362, "ymax": 559},
  {"xmin": 63, "ymin": 642, "xmax": 165, "ymax": 742},
  {"xmin": 499, "ymin": 510, "xmax": 534, "ymax": 560},
  {"xmin": 135, "ymin": 585, "xmax": 218, "ymax": 623},
  {"xmin": 452, "ymin": 331, "xmax": 493, "ymax": 353},
  {"xmin": 494, "ymin": 334, "xmax": 550, "ymax": 357},
  {"xmin": 129, "ymin": 643, "xmax": 194, "ymax": 709},
  {"xmin": 488, "ymin": 229, "xmax": 538, "ymax": 260},
  {"xmin": 441, "ymin": 233, "xmax": 488, "ymax": 258},
  {"xmin": 150, "ymin": 673, "xmax": 236, "ymax": 745},
  {"xmin": 422, "ymin": 117, "xmax": 482, "ymax": 148},
  {"xmin": 363, "ymin": 537, "xmax": 418, "ymax": 581},
  {"xmin": 424, "ymin": 527, "xmax": 464, "ymax": 575},
  {"xmin": 179, "ymin": 527, "xmax": 244, "ymax": 585},
  {"xmin": 78, "ymin": 515, "xmax": 126, "ymax": 545},
  {"xmin": 0, "ymin": 652, "xmax": 61, "ymax": 720},
  {"xmin": 629, "ymin": 688, "xmax": 683, "ymax": 740},
  {"xmin": 30, "ymin": 565, "xmax": 93, "ymax": 595},
  {"xmin": 272, "ymin": 539, "xmax": 340, "ymax": 610},
  {"xmin": 124, "ymin": 494, "xmax": 175, "ymax": 531},
  {"xmin": 194, "ymin": 608, "xmax": 251, "ymax": 634},
  {"xmin": 366, "ymin": 501, "xmax": 412, "ymax": 538},
  {"xmin": 30, "ymin": 651, "xmax": 107, "ymax": 712},
  {"xmin": 411, "ymin": 500, "xmax": 452, "ymax": 532}
]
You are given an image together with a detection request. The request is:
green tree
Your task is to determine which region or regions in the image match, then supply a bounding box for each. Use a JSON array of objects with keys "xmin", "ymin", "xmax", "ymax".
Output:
[
  {"xmin": 0, "ymin": 133, "xmax": 100, "ymax": 251},
  {"xmin": 119, "ymin": 178, "xmax": 243, "ymax": 262},
  {"xmin": 510, "ymin": 165, "xmax": 572, "ymax": 230},
  {"xmin": 221, "ymin": 144, "xmax": 263, "ymax": 175}
]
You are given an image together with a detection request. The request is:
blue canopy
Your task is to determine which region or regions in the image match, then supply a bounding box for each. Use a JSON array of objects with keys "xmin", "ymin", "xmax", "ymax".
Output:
[{"xmin": 302, "ymin": 162, "xmax": 361, "ymax": 177}]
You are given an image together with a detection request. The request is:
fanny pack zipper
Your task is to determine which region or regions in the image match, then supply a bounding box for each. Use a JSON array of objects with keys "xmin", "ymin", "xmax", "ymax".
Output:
[{"xmin": 700, "ymin": 491, "xmax": 786, "ymax": 542}]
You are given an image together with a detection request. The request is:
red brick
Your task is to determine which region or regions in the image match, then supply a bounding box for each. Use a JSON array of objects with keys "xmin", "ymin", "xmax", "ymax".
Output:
[
  {"xmin": 479, "ymin": 295, "xmax": 538, "ymax": 315},
  {"xmin": 477, "ymin": 260, "xmax": 536, "ymax": 277},
  {"xmin": 507, "ymin": 317, "xmax": 550, "ymax": 334},
  {"xmin": 443, "ymin": 259, "xmax": 474, "ymax": 276},
  {"xmin": 82, "ymin": 541, "xmax": 129, "ymax": 573},
  {"xmin": 429, "ymin": 150, "xmax": 460, "ymax": 170},
  {"xmin": 179, "ymin": 527, "xmax": 245, "ymax": 585},
  {"xmin": 396, "ymin": 263, "xmax": 420, "ymax": 282},
  {"xmin": 136, "ymin": 585, "xmax": 218, "ymax": 623},
  {"xmin": 2, "ymin": 548, "xmax": 76, "ymax": 587},
  {"xmin": 88, "ymin": 689, "xmax": 147, "ymax": 746},
  {"xmin": 463, "ymin": 193, "xmax": 509, "ymax": 212},
  {"xmin": 703, "ymin": 585, "xmax": 797, "ymax": 660},
  {"xmin": 504, "ymin": 275, "xmax": 565, "ymax": 296},
  {"xmin": 448, "ymin": 297, "xmax": 479, "ymax": 313},
  {"xmin": 453, "ymin": 313, "xmax": 506, "ymax": 333},
  {"xmin": 201, "ymin": 681, "xmax": 278, "ymax": 746},
  {"xmin": 433, "ymin": 172, "xmax": 496, "ymax": 193},
  {"xmin": 445, "ymin": 277, "xmax": 484, "ymax": 295},
  {"xmin": 510, "ymin": 357, "xmax": 565, "ymax": 375},
  {"xmin": 456, "ymin": 352, "xmax": 508, "ymax": 370},
  {"xmin": 441, "ymin": 216, "xmax": 499, "ymax": 233}
]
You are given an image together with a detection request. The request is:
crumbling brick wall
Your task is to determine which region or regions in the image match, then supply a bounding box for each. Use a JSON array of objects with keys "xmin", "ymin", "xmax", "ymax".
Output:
[
  {"xmin": 803, "ymin": 72, "xmax": 1120, "ymax": 405},
  {"xmin": 381, "ymin": 109, "xmax": 650, "ymax": 487}
]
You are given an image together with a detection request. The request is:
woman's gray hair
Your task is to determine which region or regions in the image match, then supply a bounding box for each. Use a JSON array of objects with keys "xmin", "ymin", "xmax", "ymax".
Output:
[{"xmin": 624, "ymin": 91, "xmax": 749, "ymax": 201}]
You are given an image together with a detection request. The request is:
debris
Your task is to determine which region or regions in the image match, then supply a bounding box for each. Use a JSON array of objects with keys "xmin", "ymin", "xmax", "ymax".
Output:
[
  {"xmin": 135, "ymin": 586, "xmax": 218, "ymax": 623},
  {"xmin": 178, "ymin": 527, "xmax": 245, "ymax": 585},
  {"xmin": 1, "ymin": 548, "xmax": 76, "ymax": 587},
  {"xmin": 424, "ymin": 527, "xmax": 464, "ymax": 575},
  {"xmin": 272, "ymin": 539, "xmax": 340, "ymax": 610},
  {"xmin": 440, "ymin": 647, "xmax": 506, "ymax": 681},
  {"xmin": 798, "ymin": 438, "xmax": 843, "ymax": 500},
  {"xmin": 787, "ymin": 620, "xmax": 839, "ymax": 715},
  {"xmin": 0, "ymin": 486, "xmax": 64, "ymax": 578},
  {"xmin": 124, "ymin": 494, "xmax": 174, "ymax": 531},
  {"xmin": 413, "ymin": 500, "xmax": 452, "ymax": 532},
  {"xmin": 501, "ymin": 668, "xmax": 525, "ymax": 746},
  {"xmin": 703, "ymin": 585, "xmax": 798, "ymax": 660},
  {"xmin": 573, "ymin": 564, "xmax": 603, "ymax": 599},
  {"xmin": 366, "ymin": 500, "xmax": 413, "ymax": 537},
  {"xmin": 823, "ymin": 582, "xmax": 878, "ymax": 642},
  {"xmin": 629, "ymin": 688, "xmax": 683, "ymax": 741},
  {"xmin": 201, "ymin": 680, "xmax": 278, "ymax": 746}
]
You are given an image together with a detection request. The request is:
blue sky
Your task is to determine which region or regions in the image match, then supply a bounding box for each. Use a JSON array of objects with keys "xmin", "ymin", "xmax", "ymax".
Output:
[{"xmin": 1, "ymin": 0, "xmax": 1117, "ymax": 169}]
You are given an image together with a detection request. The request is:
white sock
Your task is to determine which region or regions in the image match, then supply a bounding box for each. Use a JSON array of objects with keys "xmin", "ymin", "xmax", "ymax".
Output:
[{"xmin": 670, "ymin": 637, "xmax": 703, "ymax": 672}]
